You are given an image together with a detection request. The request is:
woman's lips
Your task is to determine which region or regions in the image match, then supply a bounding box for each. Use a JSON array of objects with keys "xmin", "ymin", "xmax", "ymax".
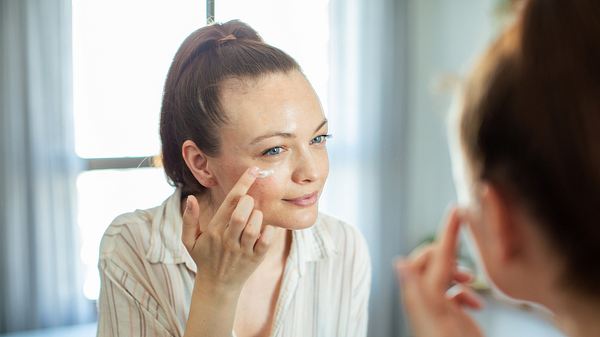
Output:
[{"xmin": 283, "ymin": 191, "xmax": 318, "ymax": 207}]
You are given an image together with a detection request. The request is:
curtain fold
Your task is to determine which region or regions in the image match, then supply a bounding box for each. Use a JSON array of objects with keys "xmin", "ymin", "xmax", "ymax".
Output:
[
  {"xmin": 329, "ymin": 0, "xmax": 411, "ymax": 336},
  {"xmin": 0, "ymin": 0, "xmax": 95, "ymax": 332}
]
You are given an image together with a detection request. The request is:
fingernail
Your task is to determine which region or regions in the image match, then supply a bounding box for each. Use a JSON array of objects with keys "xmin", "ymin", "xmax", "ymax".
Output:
[
  {"xmin": 397, "ymin": 265, "xmax": 412, "ymax": 283},
  {"xmin": 393, "ymin": 256, "xmax": 405, "ymax": 269},
  {"xmin": 249, "ymin": 166, "xmax": 260, "ymax": 177},
  {"xmin": 185, "ymin": 196, "xmax": 191, "ymax": 210},
  {"xmin": 393, "ymin": 258, "xmax": 411, "ymax": 281}
]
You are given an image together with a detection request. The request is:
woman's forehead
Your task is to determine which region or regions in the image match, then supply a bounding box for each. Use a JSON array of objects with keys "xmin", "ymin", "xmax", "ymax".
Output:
[{"xmin": 219, "ymin": 72, "xmax": 324, "ymax": 135}]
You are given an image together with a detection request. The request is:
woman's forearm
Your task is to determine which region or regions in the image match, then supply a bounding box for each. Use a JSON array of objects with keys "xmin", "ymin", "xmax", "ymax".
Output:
[{"xmin": 184, "ymin": 279, "xmax": 241, "ymax": 337}]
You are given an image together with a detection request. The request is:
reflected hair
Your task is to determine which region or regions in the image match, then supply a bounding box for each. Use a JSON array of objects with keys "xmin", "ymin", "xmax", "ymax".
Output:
[{"xmin": 460, "ymin": 0, "xmax": 600, "ymax": 296}]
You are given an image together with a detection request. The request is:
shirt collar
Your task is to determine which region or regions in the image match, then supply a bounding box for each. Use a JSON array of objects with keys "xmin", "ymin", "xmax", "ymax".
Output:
[
  {"xmin": 146, "ymin": 188, "xmax": 338, "ymax": 275},
  {"xmin": 291, "ymin": 215, "xmax": 338, "ymax": 276},
  {"xmin": 146, "ymin": 188, "xmax": 197, "ymax": 273}
]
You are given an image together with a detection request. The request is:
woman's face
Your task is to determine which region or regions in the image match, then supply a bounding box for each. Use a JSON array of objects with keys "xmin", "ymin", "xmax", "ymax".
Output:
[{"xmin": 208, "ymin": 70, "xmax": 329, "ymax": 230}]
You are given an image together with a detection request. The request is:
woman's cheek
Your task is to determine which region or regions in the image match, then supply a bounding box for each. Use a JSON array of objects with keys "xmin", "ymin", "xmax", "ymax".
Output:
[
  {"xmin": 248, "ymin": 173, "xmax": 285, "ymax": 210},
  {"xmin": 319, "ymin": 150, "xmax": 330, "ymax": 180}
]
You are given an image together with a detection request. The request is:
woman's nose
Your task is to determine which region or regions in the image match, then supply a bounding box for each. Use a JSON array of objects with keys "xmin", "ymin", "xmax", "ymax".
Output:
[{"xmin": 291, "ymin": 147, "xmax": 322, "ymax": 184}]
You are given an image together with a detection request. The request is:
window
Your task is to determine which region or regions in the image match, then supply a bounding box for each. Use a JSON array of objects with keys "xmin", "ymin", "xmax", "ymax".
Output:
[{"xmin": 73, "ymin": 0, "xmax": 330, "ymax": 300}]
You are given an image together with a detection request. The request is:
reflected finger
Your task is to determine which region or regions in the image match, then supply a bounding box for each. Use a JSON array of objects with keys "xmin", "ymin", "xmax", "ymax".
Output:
[{"xmin": 447, "ymin": 284, "xmax": 484, "ymax": 310}]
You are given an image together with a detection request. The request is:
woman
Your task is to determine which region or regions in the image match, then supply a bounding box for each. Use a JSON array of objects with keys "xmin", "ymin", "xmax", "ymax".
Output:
[
  {"xmin": 97, "ymin": 20, "xmax": 370, "ymax": 337},
  {"xmin": 396, "ymin": 1, "xmax": 600, "ymax": 337}
]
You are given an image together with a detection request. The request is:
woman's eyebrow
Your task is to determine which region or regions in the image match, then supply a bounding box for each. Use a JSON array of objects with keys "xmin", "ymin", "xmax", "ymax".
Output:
[
  {"xmin": 314, "ymin": 119, "xmax": 328, "ymax": 132},
  {"xmin": 250, "ymin": 132, "xmax": 294, "ymax": 145},
  {"xmin": 249, "ymin": 119, "xmax": 328, "ymax": 145}
]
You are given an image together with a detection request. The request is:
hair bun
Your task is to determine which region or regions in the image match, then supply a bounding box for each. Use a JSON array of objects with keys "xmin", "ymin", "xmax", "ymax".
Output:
[
  {"xmin": 217, "ymin": 34, "xmax": 237, "ymax": 45},
  {"xmin": 224, "ymin": 20, "xmax": 264, "ymax": 43}
]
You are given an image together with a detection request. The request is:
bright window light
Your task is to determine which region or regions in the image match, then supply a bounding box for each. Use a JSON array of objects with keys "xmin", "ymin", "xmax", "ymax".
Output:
[
  {"xmin": 72, "ymin": 0, "xmax": 205, "ymax": 158},
  {"xmin": 72, "ymin": 0, "xmax": 204, "ymax": 301},
  {"xmin": 77, "ymin": 168, "xmax": 175, "ymax": 300}
]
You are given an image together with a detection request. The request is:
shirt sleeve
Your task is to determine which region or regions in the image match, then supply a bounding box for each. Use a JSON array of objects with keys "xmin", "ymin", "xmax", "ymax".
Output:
[{"xmin": 97, "ymin": 258, "xmax": 175, "ymax": 337}]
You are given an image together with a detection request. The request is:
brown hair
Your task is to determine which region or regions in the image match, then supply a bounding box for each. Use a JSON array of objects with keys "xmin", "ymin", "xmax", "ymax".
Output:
[
  {"xmin": 460, "ymin": 0, "xmax": 600, "ymax": 296},
  {"xmin": 160, "ymin": 20, "xmax": 300, "ymax": 197}
]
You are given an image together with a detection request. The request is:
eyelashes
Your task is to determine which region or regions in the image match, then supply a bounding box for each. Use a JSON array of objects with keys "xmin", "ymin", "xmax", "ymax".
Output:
[
  {"xmin": 262, "ymin": 146, "xmax": 284, "ymax": 156},
  {"xmin": 261, "ymin": 134, "xmax": 332, "ymax": 157},
  {"xmin": 310, "ymin": 134, "xmax": 332, "ymax": 145}
]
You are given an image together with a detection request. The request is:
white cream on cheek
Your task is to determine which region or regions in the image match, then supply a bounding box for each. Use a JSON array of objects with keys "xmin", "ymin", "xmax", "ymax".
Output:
[
  {"xmin": 252, "ymin": 167, "xmax": 286, "ymax": 195},
  {"xmin": 256, "ymin": 169, "xmax": 275, "ymax": 179},
  {"xmin": 247, "ymin": 167, "xmax": 287, "ymax": 223}
]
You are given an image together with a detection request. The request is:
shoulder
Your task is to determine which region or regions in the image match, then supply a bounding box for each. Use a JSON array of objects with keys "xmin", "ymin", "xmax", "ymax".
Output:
[
  {"xmin": 316, "ymin": 212, "xmax": 368, "ymax": 250},
  {"xmin": 315, "ymin": 212, "xmax": 370, "ymax": 266},
  {"xmin": 98, "ymin": 206, "xmax": 159, "ymax": 260}
]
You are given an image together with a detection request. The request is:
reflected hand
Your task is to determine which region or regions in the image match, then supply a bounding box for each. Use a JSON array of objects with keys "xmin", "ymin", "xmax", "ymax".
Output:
[{"xmin": 395, "ymin": 208, "xmax": 485, "ymax": 337}]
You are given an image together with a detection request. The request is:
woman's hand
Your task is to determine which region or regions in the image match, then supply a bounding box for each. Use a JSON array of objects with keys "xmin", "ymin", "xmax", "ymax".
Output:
[
  {"xmin": 182, "ymin": 167, "xmax": 277, "ymax": 337},
  {"xmin": 182, "ymin": 166, "xmax": 276, "ymax": 296},
  {"xmin": 395, "ymin": 208, "xmax": 485, "ymax": 337}
]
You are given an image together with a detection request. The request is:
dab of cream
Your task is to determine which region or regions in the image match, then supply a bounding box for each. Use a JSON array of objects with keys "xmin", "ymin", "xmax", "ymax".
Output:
[{"xmin": 257, "ymin": 169, "xmax": 274, "ymax": 179}]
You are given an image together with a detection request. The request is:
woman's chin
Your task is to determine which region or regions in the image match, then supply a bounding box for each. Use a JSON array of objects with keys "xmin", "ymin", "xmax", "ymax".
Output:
[{"xmin": 264, "ymin": 205, "xmax": 319, "ymax": 230}]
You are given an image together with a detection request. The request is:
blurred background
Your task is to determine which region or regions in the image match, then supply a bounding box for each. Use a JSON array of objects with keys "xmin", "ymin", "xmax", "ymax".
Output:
[{"xmin": 0, "ymin": 0, "xmax": 566, "ymax": 336}]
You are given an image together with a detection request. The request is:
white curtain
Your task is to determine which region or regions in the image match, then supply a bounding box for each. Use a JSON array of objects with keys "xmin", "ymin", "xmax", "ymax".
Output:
[
  {"xmin": 0, "ymin": 0, "xmax": 95, "ymax": 332},
  {"xmin": 328, "ymin": 0, "xmax": 411, "ymax": 336}
]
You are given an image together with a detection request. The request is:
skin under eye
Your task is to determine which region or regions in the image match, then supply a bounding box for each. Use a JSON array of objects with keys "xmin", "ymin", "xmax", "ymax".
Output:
[{"xmin": 310, "ymin": 134, "xmax": 332, "ymax": 145}]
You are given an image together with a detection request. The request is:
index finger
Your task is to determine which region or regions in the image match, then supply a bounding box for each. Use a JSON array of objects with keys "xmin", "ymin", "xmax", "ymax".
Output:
[
  {"xmin": 430, "ymin": 207, "xmax": 463, "ymax": 288},
  {"xmin": 216, "ymin": 166, "xmax": 260, "ymax": 215}
]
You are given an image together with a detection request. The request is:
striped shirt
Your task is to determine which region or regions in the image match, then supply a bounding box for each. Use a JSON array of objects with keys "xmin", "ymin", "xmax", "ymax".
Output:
[{"xmin": 97, "ymin": 189, "xmax": 371, "ymax": 337}]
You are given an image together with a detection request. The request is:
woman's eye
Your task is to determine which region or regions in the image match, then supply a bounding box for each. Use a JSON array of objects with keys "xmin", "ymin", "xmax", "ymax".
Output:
[
  {"xmin": 262, "ymin": 146, "xmax": 284, "ymax": 156},
  {"xmin": 311, "ymin": 134, "xmax": 332, "ymax": 145}
]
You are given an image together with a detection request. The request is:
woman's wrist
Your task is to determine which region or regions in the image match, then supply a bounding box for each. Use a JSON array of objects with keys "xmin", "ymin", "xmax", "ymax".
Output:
[
  {"xmin": 193, "ymin": 275, "xmax": 242, "ymax": 303},
  {"xmin": 184, "ymin": 277, "xmax": 241, "ymax": 337}
]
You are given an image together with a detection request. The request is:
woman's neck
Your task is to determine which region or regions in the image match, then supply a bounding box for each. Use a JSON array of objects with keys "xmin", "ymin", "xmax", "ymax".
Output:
[
  {"xmin": 258, "ymin": 227, "xmax": 291, "ymax": 270},
  {"xmin": 548, "ymin": 290, "xmax": 600, "ymax": 337}
]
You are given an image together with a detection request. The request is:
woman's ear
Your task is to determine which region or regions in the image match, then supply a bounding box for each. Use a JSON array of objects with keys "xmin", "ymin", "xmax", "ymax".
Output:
[
  {"xmin": 181, "ymin": 140, "xmax": 217, "ymax": 188},
  {"xmin": 479, "ymin": 182, "xmax": 523, "ymax": 263}
]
